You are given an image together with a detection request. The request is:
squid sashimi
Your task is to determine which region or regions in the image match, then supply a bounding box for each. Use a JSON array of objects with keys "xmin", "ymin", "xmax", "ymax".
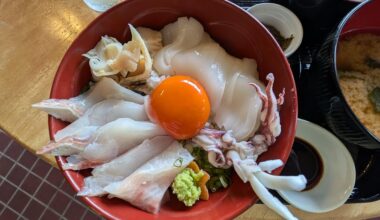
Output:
[
  {"xmin": 37, "ymin": 126, "xmax": 98, "ymax": 156},
  {"xmin": 214, "ymin": 73, "xmax": 265, "ymax": 141},
  {"xmin": 171, "ymin": 42, "xmax": 259, "ymax": 113},
  {"xmin": 171, "ymin": 43, "xmax": 226, "ymax": 112},
  {"xmin": 153, "ymin": 17, "xmax": 205, "ymax": 75},
  {"xmin": 54, "ymin": 99, "xmax": 147, "ymax": 141},
  {"xmin": 228, "ymin": 151, "xmax": 304, "ymax": 220},
  {"xmin": 79, "ymin": 136, "xmax": 173, "ymax": 196},
  {"xmin": 32, "ymin": 77, "xmax": 144, "ymax": 122},
  {"xmin": 39, "ymin": 118, "xmax": 165, "ymax": 164},
  {"xmin": 104, "ymin": 141, "xmax": 193, "ymax": 214},
  {"xmin": 250, "ymin": 73, "xmax": 285, "ymax": 147},
  {"xmin": 81, "ymin": 118, "xmax": 165, "ymax": 163}
]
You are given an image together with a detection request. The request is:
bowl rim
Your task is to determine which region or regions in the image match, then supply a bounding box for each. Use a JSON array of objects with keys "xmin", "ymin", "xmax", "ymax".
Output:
[
  {"xmin": 331, "ymin": 0, "xmax": 380, "ymax": 145},
  {"xmin": 48, "ymin": 0, "xmax": 298, "ymax": 219},
  {"xmin": 247, "ymin": 2, "xmax": 304, "ymax": 57}
]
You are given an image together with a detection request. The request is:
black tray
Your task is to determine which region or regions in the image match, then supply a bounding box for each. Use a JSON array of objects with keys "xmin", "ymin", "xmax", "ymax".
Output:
[{"xmin": 231, "ymin": 0, "xmax": 380, "ymax": 203}]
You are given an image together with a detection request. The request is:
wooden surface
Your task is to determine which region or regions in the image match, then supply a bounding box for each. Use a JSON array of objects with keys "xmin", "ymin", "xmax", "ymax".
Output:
[{"xmin": 0, "ymin": 0, "xmax": 379, "ymax": 219}]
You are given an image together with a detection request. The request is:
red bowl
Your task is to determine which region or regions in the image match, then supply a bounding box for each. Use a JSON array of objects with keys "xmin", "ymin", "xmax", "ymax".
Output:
[{"xmin": 48, "ymin": 0, "xmax": 298, "ymax": 219}]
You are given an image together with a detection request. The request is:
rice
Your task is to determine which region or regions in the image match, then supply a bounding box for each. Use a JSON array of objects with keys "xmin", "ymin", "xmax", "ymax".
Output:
[{"xmin": 337, "ymin": 33, "xmax": 380, "ymax": 139}]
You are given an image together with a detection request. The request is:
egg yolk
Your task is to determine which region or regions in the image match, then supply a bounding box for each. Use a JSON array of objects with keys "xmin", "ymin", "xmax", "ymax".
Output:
[{"xmin": 148, "ymin": 75, "xmax": 210, "ymax": 140}]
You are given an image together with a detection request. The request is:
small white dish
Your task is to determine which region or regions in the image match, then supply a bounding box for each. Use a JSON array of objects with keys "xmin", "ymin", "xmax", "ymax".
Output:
[
  {"xmin": 278, "ymin": 119, "xmax": 356, "ymax": 213},
  {"xmin": 247, "ymin": 3, "xmax": 303, "ymax": 57}
]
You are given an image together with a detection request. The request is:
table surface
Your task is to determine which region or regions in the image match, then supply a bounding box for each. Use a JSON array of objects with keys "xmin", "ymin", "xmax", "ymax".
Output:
[{"xmin": 1, "ymin": 0, "xmax": 379, "ymax": 219}]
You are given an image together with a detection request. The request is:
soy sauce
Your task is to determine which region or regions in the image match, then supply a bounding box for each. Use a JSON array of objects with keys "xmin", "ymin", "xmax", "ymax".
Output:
[{"xmin": 282, "ymin": 138, "xmax": 323, "ymax": 191}]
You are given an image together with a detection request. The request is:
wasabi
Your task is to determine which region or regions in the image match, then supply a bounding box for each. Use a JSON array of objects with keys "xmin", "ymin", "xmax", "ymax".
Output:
[{"xmin": 172, "ymin": 168, "xmax": 204, "ymax": 206}]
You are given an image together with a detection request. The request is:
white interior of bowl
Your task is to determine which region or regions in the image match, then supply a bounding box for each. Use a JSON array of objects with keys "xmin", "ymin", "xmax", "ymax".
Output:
[{"xmin": 248, "ymin": 3, "xmax": 303, "ymax": 57}]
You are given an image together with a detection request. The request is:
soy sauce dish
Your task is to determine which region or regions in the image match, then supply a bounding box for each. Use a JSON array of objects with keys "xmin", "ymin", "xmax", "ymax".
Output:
[{"xmin": 279, "ymin": 119, "xmax": 356, "ymax": 213}]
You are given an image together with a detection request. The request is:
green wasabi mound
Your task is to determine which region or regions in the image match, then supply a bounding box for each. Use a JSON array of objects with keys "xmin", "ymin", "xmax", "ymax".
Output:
[{"xmin": 172, "ymin": 168, "xmax": 204, "ymax": 206}]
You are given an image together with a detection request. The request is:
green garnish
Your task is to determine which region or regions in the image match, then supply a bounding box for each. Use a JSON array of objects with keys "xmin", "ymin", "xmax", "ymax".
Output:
[
  {"xmin": 190, "ymin": 147, "xmax": 232, "ymax": 192},
  {"xmin": 219, "ymin": 176, "xmax": 229, "ymax": 188},
  {"xmin": 369, "ymin": 87, "xmax": 380, "ymax": 112},
  {"xmin": 173, "ymin": 157, "xmax": 184, "ymax": 167}
]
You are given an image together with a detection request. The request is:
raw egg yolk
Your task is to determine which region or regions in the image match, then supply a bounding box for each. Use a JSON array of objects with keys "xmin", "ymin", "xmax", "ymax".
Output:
[{"xmin": 148, "ymin": 75, "xmax": 210, "ymax": 140}]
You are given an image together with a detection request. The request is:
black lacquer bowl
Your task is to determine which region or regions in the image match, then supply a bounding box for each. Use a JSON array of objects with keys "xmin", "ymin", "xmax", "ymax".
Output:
[{"xmin": 310, "ymin": 0, "xmax": 380, "ymax": 149}]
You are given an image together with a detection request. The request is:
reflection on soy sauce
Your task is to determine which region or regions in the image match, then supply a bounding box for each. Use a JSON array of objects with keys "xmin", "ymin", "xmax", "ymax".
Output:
[{"xmin": 282, "ymin": 138, "xmax": 324, "ymax": 191}]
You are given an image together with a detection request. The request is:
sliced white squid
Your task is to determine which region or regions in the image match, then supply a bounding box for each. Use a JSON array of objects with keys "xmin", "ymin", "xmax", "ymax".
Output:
[
  {"xmin": 37, "ymin": 126, "xmax": 98, "ymax": 155},
  {"xmin": 227, "ymin": 151, "xmax": 304, "ymax": 220},
  {"xmin": 153, "ymin": 17, "xmax": 205, "ymax": 75},
  {"xmin": 171, "ymin": 42, "xmax": 259, "ymax": 114},
  {"xmin": 62, "ymin": 154, "xmax": 102, "ymax": 170},
  {"xmin": 104, "ymin": 141, "xmax": 193, "ymax": 214},
  {"xmin": 39, "ymin": 118, "xmax": 166, "ymax": 164},
  {"xmin": 258, "ymin": 159, "xmax": 284, "ymax": 173},
  {"xmin": 248, "ymin": 174, "xmax": 298, "ymax": 220},
  {"xmin": 171, "ymin": 42, "xmax": 226, "ymax": 112},
  {"xmin": 255, "ymin": 172, "xmax": 307, "ymax": 192},
  {"xmin": 54, "ymin": 99, "xmax": 147, "ymax": 141},
  {"xmin": 80, "ymin": 118, "xmax": 166, "ymax": 163},
  {"xmin": 214, "ymin": 73, "xmax": 265, "ymax": 141},
  {"xmin": 32, "ymin": 95, "xmax": 87, "ymax": 122},
  {"xmin": 78, "ymin": 136, "xmax": 173, "ymax": 196},
  {"xmin": 229, "ymin": 151, "xmax": 306, "ymax": 192},
  {"xmin": 32, "ymin": 77, "xmax": 144, "ymax": 122}
]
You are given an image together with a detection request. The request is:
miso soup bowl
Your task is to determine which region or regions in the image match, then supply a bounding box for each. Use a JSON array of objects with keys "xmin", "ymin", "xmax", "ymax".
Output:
[
  {"xmin": 48, "ymin": 0, "xmax": 298, "ymax": 219},
  {"xmin": 310, "ymin": 0, "xmax": 380, "ymax": 149}
]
